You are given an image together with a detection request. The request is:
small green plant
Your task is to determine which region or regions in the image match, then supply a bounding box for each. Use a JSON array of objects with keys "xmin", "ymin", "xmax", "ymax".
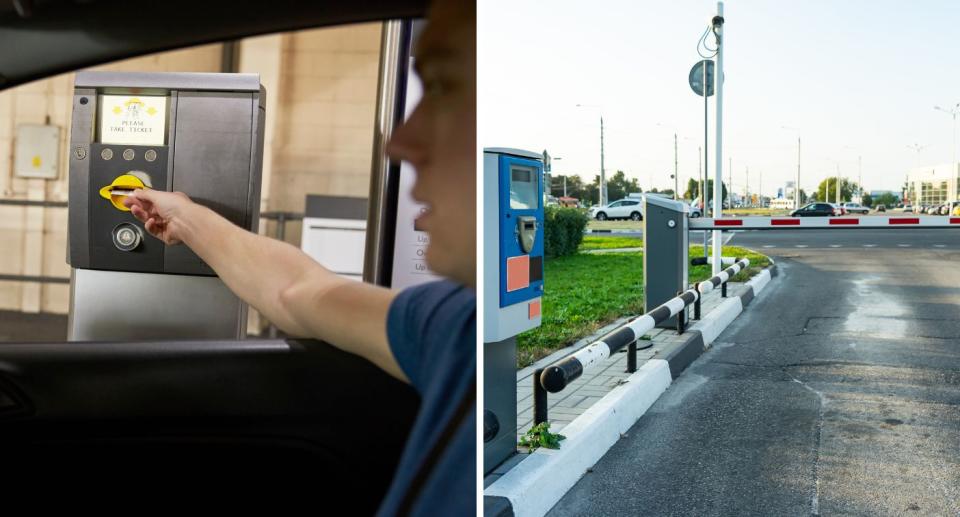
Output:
[{"xmin": 519, "ymin": 422, "xmax": 566, "ymax": 451}]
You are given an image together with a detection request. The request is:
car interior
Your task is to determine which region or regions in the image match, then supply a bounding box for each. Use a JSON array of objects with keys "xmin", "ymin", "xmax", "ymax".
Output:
[{"xmin": 0, "ymin": 0, "xmax": 429, "ymax": 508}]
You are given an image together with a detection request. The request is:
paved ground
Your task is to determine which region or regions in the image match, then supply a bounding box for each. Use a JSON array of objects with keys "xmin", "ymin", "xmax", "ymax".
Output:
[{"xmin": 550, "ymin": 229, "xmax": 960, "ymax": 516}]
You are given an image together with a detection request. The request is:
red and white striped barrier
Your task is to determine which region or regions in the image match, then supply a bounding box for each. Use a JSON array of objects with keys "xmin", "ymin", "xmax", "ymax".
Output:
[{"xmin": 689, "ymin": 216, "xmax": 960, "ymax": 230}]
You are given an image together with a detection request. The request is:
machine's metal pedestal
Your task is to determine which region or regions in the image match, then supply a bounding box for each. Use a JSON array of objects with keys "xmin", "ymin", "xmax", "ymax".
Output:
[
  {"xmin": 68, "ymin": 269, "xmax": 246, "ymax": 341},
  {"xmin": 483, "ymin": 336, "xmax": 517, "ymax": 474},
  {"xmin": 643, "ymin": 196, "xmax": 689, "ymax": 328}
]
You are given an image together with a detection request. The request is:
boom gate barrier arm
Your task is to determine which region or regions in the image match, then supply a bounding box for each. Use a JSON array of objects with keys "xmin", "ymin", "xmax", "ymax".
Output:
[{"xmin": 690, "ymin": 216, "xmax": 960, "ymax": 230}]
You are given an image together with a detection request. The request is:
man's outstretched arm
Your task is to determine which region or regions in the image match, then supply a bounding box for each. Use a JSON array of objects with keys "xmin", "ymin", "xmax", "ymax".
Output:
[{"xmin": 124, "ymin": 189, "xmax": 408, "ymax": 383}]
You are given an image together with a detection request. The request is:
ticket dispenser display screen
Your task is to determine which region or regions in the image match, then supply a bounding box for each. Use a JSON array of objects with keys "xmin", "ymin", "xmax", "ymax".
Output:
[
  {"xmin": 510, "ymin": 166, "xmax": 537, "ymax": 209},
  {"xmin": 99, "ymin": 95, "xmax": 168, "ymax": 146}
]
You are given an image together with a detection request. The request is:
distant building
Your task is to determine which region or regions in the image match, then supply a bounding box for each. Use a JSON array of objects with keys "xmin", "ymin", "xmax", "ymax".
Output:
[
  {"xmin": 769, "ymin": 198, "xmax": 794, "ymax": 210},
  {"xmin": 904, "ymin": 163, "xmax": 960, "ymax": 206}
]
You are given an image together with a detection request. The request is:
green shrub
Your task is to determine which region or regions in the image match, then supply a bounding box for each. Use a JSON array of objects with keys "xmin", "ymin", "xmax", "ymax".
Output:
[{"xmin": 544, "ymin": 206, "xmax": 588, "ymax": 258}]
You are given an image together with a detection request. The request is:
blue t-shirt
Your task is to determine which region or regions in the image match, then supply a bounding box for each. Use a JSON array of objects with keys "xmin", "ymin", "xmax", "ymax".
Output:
[{"xmin": 377, "ymin": 280, "xmax": 476, "ymax": 516}]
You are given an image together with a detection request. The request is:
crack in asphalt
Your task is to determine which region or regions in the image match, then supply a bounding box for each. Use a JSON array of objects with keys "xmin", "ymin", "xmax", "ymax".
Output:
[{"xmin": 783, "ymin": 370, "xmax": 826, "ymax": 517}]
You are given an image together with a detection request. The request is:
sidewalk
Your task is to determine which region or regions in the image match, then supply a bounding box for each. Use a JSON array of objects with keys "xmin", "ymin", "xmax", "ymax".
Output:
[{"xmin": 513, "ymin": 280, "xmax": 749, "ymax": 438}]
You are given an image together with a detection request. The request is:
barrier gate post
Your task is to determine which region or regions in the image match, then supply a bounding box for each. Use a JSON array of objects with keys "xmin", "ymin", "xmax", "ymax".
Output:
[{"xmin": 643, "ymin": 196, "xmax": 689, "ymax": 328}]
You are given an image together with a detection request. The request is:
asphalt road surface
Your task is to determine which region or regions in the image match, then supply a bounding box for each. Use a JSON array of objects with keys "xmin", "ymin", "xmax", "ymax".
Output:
[{"xmin": 549, "ymin": 229, "xmax": 960, "ymax": 516}]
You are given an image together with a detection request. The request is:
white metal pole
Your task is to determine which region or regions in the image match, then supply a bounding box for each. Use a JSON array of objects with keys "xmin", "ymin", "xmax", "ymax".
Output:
[
  {"xmin": 702, "ymin": 62, "xmax": 709, "ymax": 259},
  {"xmin": 703, "ymin": 62, "xmax": 709, "ymax": 214},
  {"xmin": 712, "ymin": 2, "xmax": 724, "ymax": 275}
]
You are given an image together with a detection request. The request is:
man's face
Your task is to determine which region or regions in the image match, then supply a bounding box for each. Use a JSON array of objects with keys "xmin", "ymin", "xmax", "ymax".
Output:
[{"xmin": 386, "ymin": 0, "xmax": 476, "ymax": 288}]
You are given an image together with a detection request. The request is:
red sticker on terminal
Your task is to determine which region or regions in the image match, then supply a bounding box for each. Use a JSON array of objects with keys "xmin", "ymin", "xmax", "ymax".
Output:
[
  {"xmin": 529, "ymin": 300, "xmax": 541, "ymax": 319},
  {"xmin": 506, "ymin": 255, "xmax": 530, "ymax": 292}
]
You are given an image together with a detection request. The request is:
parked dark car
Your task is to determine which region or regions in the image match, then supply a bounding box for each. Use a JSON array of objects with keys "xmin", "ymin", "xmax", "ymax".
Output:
[
  {"xmin": 790, "ymin": 202, "xmax": 836, "ymax": 217},
  {"xmin": 875, "ymin": 204, "xmax": 886, "ymax": 212}
]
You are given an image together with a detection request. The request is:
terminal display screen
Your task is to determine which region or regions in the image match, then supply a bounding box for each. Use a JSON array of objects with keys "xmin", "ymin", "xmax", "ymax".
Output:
[
  {"xmin": 510, "ymin": 166, "xmax": 538, "ymax": 209},
  {"xmin": 98, "ymin": 95, "xmax": 168, "ymax": 146}
]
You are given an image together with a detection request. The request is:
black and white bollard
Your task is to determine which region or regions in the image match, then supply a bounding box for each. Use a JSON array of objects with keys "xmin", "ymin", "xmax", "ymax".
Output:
[{"xmin": 539, "ymin": 287, "xmax": 700, "ymax": 394}]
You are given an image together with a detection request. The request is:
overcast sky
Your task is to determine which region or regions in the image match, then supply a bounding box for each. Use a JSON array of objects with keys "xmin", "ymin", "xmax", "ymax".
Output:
[{"xmin": 479, "ymin": 0, "xmax": 960, "ymax": 198}]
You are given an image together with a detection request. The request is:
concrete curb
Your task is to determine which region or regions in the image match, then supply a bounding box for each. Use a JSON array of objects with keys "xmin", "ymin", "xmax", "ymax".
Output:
[
  {"xmin": 483, "ymin": 264, "xmax": 778, "ymax": 517},
  {"xmin": 484, "ymin": 360, "xmax": 673, "ymax": 517}
]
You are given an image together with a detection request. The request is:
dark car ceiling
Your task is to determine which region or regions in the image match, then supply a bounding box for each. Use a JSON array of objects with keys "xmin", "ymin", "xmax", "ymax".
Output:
[{"xmin": 0, "ymin": 0, "xmax": 429, "ymax": 90}]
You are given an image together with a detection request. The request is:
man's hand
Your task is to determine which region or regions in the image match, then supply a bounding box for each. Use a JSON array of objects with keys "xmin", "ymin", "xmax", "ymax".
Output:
[{"xmin": 122, "ymin": 189, "xmax": 195, "ymax": 245}]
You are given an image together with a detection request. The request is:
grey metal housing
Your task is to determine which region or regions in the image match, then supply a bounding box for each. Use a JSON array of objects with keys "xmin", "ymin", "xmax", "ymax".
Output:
[{"xmin": 643, "ymin": 195, "xmax": 690, "ymax": 327}]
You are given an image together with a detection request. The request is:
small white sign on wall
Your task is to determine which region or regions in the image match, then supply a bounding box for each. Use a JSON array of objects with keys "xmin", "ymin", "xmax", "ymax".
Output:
[{"xmin": 14, "ymin": 124, "xmax": 60, "ymax": 179}]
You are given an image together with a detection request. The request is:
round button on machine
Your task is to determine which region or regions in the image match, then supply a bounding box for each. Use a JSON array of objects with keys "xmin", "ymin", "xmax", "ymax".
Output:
[
  {"xmin": 101, "ymin": 148, "xmax": 114, "ymax": 161},
  {"xmin": 112, "ymin": 223, "xmax": 143, "ymax": 251},
  {"xmin": 144, "ymin": 149, "xmax": 157, "ymax": 162},
  {"xmin": 123, "ymin": 149, "xmax": 135, "ymax": 161}
]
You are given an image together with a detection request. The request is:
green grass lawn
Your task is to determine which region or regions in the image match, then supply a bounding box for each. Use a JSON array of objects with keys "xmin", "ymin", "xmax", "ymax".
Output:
[
  {"xmin": 515, "ymin": 244, "xmax": 770, "ymax": 367},
  {"xmin": 579, "ymin": 235, "xmax": 643, "ymax": 251}
]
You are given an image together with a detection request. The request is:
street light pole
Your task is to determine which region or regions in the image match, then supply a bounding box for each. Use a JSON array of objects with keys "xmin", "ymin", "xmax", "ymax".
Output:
[
  {"xmin": 576, "ymin": 104, "xmax": 606, "ymax": 205},
  {"xmin": 674, "ymin": 133, "xmax": 679, "ymax": 200},
  {"xmin": 836, "ymin": 163, "xmax": 841, "ymax": 204},
  {"xmin": 600, "ymin": 116, "xmax": 606, "ymax": 205},
  {"xmin": 934, "ymin": 103, "xmax": 959, "ymax": 167},
  {"xmin": 781, "ymin": 126, "xmax": 801, "ymax": 209}
]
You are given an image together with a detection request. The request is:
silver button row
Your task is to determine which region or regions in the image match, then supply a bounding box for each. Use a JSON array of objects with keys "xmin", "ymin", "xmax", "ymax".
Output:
[{"xmin": 100, "ymin": 148, "xmax": 158, "ymax": 162}]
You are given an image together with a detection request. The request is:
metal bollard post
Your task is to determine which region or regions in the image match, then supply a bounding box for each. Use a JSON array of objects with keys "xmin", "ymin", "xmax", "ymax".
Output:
[
  {"xmin": 694, "ymin": 292, "xmax": 702, "ymax": 320},
  {"xmin": 676, "ymin": 292, "xmax": 686, "ymax": 335},
  {"xmin": 533, "ymin": 368, "xmax": 548, "ymax": 425},
  {"xmin": 627, "ymin": 341, "xmax": 637, "ymax": 373},
  {"xmin": 722, "ymin": 280, "xmax": 727, "ymax": 298}
]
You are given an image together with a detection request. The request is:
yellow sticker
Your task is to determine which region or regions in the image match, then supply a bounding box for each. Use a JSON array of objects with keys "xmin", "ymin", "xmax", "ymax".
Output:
[{"xmin": 31, "ymin": 155, "xmax": 42, "ymax": 168}]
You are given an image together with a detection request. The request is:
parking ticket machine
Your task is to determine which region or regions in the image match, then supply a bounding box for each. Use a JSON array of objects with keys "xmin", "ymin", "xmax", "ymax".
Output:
[
  {"xmin": 483, "ymin": 148, "xmax": 544, "ymax": 473},
  {"xmin": 67, "ymin": 71, "xmax": 265, "ymax": 341}
]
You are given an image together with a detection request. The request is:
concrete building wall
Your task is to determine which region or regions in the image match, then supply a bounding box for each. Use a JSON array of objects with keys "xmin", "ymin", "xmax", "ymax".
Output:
[
  {"xmin": 905, "ymin": 163, "xmax": 960, "ymax": 206},
  {"xmin": 0, "ymin": 22, "xmax": 382, "ymax": 316}
]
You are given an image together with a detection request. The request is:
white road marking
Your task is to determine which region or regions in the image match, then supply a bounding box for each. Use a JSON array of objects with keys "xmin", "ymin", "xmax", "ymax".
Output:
[
  {"xmin": 795, "ymin": 245, "xmax": 808, "ymax": 248},
  {"xmin": 863, "ymin": 244, "xmax": 877, "ymax": 248},
  {"xmin": 934, "ymin": 244, "xmax": 946, "ymax": 248},
  {"xmin": 829, "ymin": 244, "xmax": 841, "ymax": 248},
  {"xmin": 763, "ymin": 245, "xmax": 776, "ymax": 248},
  {"xmin": 897, "ymin": 244, "xmax": 911, "ymax": 247}
]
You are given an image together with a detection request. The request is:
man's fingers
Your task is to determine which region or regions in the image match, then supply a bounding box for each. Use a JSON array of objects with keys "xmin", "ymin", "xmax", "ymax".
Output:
[
  {"xmin": 130, "ymin": 189, "xmax": 157, "ymax": 211},
  {"xmin": 144, "ymin": 217, "xmax": 161, "ymax": 237},
  {"xmin": 129, "ymin": 204, "xmax": 149, "ymax": 222}
]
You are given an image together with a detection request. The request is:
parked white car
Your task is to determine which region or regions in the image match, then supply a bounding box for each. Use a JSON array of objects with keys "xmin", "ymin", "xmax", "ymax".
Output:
[
  {"xmin": 590, "ymin": 199, "xmax": 644, "ymax": 221},
  {"xmin": 840, "ymin": 202, "xmax": 868, "ymax": 215}
]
